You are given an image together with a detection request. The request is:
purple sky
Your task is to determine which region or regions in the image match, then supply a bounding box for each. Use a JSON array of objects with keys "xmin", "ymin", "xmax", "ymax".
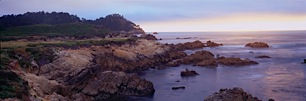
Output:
[{"xmin": 1, "ymin": 0, "xmax": 306, "ymax": 31}]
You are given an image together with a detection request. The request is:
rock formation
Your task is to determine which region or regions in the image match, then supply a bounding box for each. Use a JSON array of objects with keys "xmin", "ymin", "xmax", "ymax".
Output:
[
  {"xmin": 171, "ymin": 40, "xmax": 205, "ymax": 50},
  {"xmin": 245, "ymin": 42, "xmax": 269, "ymax": 48},
  {"xmin": 206, "ymin": 40, "xmax": 223, "ymax": 47},
  {"xmin": 195, "ymin": 59, "xmax": 218, "ymax": 67},
  {"xmin": 140, "ymin": 34, "xmax": 157, "ymax": 40},
  {"xmin": 79, "ymin": 71, "xmax": 155, "ymax": 101},
  {"xmin": 255, "ymin": 55, "xmax": 271, "ymax": 58},
  {"xmin": 204, "ymin": 87, "xmax": 261, "ymax": 101},
  {"xmin": 181, "ymin": 69, "xmax": 199, "ymax": 76},
  {"xmin": 218, "ymin": 57, "xmax": 258, "ymax": 66}
]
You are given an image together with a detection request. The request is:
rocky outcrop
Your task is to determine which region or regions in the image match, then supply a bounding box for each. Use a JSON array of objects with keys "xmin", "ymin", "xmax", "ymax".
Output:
[
  {"xmin": 218, "ymin": 57, "xmax": 258, "ymax": 66},
  {"xmin": 204, "ymin": 87, "xmax": 261, "ymax": 101},
  {"xmin": 164, "ymin": 50, "xmax": 258, "ymax": 68},
  {"xmin": 245, "ymin": 42, "xmax": 269, "ymax": 48},
  {"xmin": 79, "ymin": 71, "xmax": 154, "ymax": 101},
  {"xmin": 172, "ymin": 40, "xmax": 205, "ymax": 50},
  {"xmin": 140, "ymin": 34, "xmax": 157, "ymax": 40},
  {"xmin": 180, "ymin": 50, "xmax": 214, "ymax": 64},
  {"xmin": 181, "ymin": 69, "xmax": 199, "ymax": 77},
  {"xmin": 255, "ymin": 55, "xmax": 271, "ymax": 58},
  {"xmin": 195, "ymin": 59, "xmax": 218, "ymax": 67},
  {"xmin": 206, "ymin": 40, "xmax": 223, "ymax": 47}
]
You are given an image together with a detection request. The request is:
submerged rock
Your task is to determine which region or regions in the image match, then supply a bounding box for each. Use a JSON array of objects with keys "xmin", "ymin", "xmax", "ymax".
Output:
[
  {"xmin": 255, "ymin": 55, "xmax": 271, "ymax": 58},
  {"xmin": 206, "ymin": 40, "xmax": 223, "ymax": 47},
  {"xmin": 204, "ymin": 87, "xmax": 261, "ymax": 101},
  {"xmin": 180, "ymin": 68, "xmax": 199, "ymax": 76},
  {"xmin": 218, "ymin": 57, "xmax": 258, "ymax": 66},
  {"xmin": 245, "ymin": 42, "xmax": 269, "ymax": 48},
  {"xmin": 181, "ymin": 50, "xmax": 215, "ymax": 64},
  {"xmin": 195, "ymin": 59, "xmax": 218, "ymax": 67},
  {"xmin": 172, "ymin": 86, "xmax": 186, "ymax": 90}
]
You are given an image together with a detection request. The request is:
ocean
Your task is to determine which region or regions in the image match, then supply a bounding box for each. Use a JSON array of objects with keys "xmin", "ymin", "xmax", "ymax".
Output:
[{"xmin": 131, "ymin": 31, "xmax": 306, "ymax": 101}]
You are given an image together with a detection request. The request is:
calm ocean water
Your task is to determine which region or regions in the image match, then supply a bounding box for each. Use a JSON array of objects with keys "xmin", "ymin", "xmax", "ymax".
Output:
[{"xmin": 131, "ymin": 31, "xmax": 306, "ymax": 101}]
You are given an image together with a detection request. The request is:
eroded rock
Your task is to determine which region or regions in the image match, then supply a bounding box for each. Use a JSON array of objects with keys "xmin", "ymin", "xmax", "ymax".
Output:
[
  {"xmin": 80, "ymin": 71, "xmax": 155, "ymax": 100},
  {"xmin": 140, "ymin": 34, "xmax": 157, "ymax": 40},
  {"xmin": 204, "ymin": 87, "xmax": 261, "ymax": 101},
  {"xmin": 245, "ymin": 42, "xmax": 269, "ymax": 48},
  {"xmin": 218, "ymin": 57, "xmax": 258, "ymax": 66},
  {"xmin": 206, "ymin": 40, "xmax": 223, "ymax": 47},
  {"xmin": 195, "ymin": 59, "xmax": 218, "ymax": 67},
  {"xmin": 181, "ymin": 69, "xmax": 199, "ymax": 77},
  {"xmin": 172, "ymin": 40, "xmax": 205, "ymax": 50}
]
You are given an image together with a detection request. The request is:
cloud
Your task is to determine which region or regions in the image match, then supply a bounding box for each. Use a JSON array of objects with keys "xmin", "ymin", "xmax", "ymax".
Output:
[
  {"xmin": 140, "ymin": 13, "xmax": 306, "ymax": 32},
  {"xmin": 1, "ymin": 0, "xmax": 305, "ymax": 31}
]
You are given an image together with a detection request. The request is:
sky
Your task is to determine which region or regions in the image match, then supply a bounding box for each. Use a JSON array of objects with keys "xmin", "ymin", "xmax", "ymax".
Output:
[{"xmin": 1, "ymin": 0, "xmax": 306, "ymax": 32}]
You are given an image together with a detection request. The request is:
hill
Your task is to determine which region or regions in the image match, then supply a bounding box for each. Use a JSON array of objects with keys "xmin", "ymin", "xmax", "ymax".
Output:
[{"xmin": 0, "ymin": 11, "xmax": 145, "ymax": 41}]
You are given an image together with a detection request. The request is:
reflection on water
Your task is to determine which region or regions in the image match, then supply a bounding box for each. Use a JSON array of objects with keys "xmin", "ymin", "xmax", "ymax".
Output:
[{"xmin": 134, "ymin": 31, "xmax": 306, "ymax": 101}]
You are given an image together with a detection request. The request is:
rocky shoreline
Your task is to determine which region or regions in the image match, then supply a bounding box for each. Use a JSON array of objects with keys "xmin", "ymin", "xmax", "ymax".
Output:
[{"xmin": 2, "ymin": 36, "xmax": 268, "ymax": 101}]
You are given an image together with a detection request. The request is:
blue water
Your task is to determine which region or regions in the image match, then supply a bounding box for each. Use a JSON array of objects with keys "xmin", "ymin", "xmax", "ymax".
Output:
[{"xmin": 132, "ymin": 31, "xmax": 306, "ymax": 101}]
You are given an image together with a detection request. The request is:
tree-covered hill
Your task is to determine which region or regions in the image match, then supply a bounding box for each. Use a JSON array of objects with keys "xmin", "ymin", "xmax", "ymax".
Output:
[{"xmin": 0, "ymin": 11, "xmax": 145, "ymax": 41}]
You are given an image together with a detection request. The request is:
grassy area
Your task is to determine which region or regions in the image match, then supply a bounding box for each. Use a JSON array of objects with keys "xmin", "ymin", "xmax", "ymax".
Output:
[
  {"xmin": 0, "ymin": 38, "xmax": 137, "ymax": 49},
  {"xmin": 0, "ymin": 23, "xmax": 110, "ymax": 41}
]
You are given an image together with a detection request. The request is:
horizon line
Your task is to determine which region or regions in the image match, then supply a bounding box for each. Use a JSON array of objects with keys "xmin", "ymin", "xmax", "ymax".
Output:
[{"xmin": 147, "ymin": 29, "xmax": 306, "ymax": 33}]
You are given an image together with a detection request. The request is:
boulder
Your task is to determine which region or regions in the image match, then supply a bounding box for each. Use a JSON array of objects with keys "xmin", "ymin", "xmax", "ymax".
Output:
[
  {"xmin": 181, "ymin": 50, "xmax": 214, "ymax": 64},
  {"xmin": 173, "ymin": 40, "xmax": 205, "ymax": 50},
  {"xmin": 204, "ymin": 87, "xmax": 261, "ymax": 101},
  {"xmin": 255, "ymin": 55, "xmax": 271, "ymax": 58},
  {"xmin": 218, "ymin": 57, "xmax": 258, "ymax": 66},
  {"xmin": 206, "ymin": 40, "xmax": 223, "ymax": 47},
  {"xmin": 195, "ymin": 59, "xmax": 218, "ymax": 67},
  {"xmin": 304, "ymin": 59, "xmax": 306, "ymax": 64},
  {"xmin": 245, "ymin": 42, "xmax": 269, "ymax": 48},
  {"xmin": 181, "ymin": 69, "xmax": 199, "ymax": 77}
]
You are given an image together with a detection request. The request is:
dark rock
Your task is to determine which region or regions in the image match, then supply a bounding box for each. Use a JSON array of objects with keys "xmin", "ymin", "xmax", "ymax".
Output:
[
  {"xmin": 175, "ymin": 80, "xmax": 180, "ymax": 82},
  {"xmin": 218, "ymin": 57, "xmax": 258, "ymax": 66},
  {"xmin": 204, "ymin": 87, "xmax": 261, "ymax": 101},
  {"xmin": 181, "ymin": 68, "xmax": 199, "ymax": 77},
  {"xmin": 181, "ymin": 50, "xmax": 214, "ymax": 64},
  {"xmin": 245, "ymin": 42, "xmax": 269, "ymax": 48},
  {"xmin": 173, "ymin": 40, "xmax": 205, "ymax": 50},
  {"xmin": 303, "ymin": 59, "xmax": 306, "ymax": 64},
  {"xmin": 255, "ymin": 55, "xmax": 271, "ymax": 58},
  {"xmin": 80, "ymin": 71, "xmax": 155, "ymax": 100},
  {"xmin": 153, "ymin": 32, "xmax": 158, "ymax": 34},
  {"xmin": 141, "ymin": 34, "xmax": 157, "ymax": 40},
  {"xmin": 166, "ymin": 60, "xmax": 181, "ymax": 67},
  {"xmin": 172, "ymin": 86, "xmax": 185, "ymax": 90},
  {"xmin": 176, "ymin": 37, "xmax": 191, "ymax": 39},
  {"xmin": 195, "ymin": 59, "xmax": 218, "ymax": 67},
  {"xmin": 268, "ymin": 99, "xmax": 275, "ymax": 101},
  {"xmin": 206, "ymin": 40, "xmax": 223, "ymax": 47}
]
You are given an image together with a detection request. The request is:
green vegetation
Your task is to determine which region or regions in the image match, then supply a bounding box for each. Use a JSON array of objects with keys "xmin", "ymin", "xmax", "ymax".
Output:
[
  {"xmin": 0, "ymin": 70, "xmax": 29, "ymax": 99},
  {"xmin": 0, "ymin": 23, "xmax": 110, "ymax": 41}
]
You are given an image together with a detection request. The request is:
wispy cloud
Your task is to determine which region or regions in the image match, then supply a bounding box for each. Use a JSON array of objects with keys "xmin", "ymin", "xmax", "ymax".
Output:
[{"xmin": 1, "ymin": 0, "xmax": 305, "ymax": 31}]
